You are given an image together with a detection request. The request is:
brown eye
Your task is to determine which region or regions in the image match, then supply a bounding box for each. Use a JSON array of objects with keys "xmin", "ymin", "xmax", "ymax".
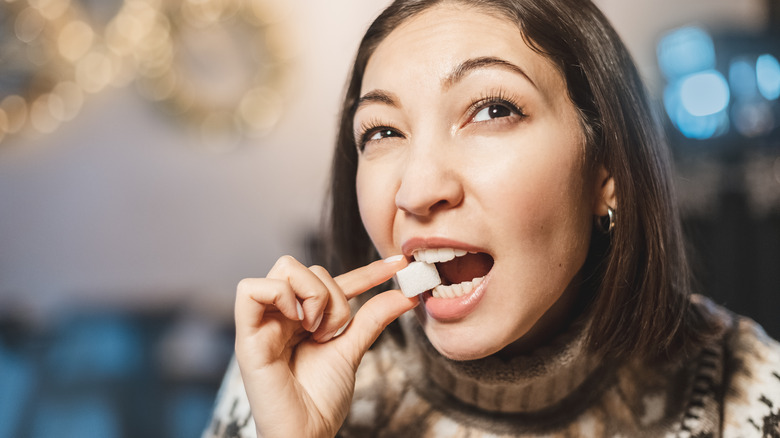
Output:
[
  {"xmin": 472, "ymin": 103, "xmax": 514, "ymax": 122},
  {"xmin": 368, "ymin": 128, "xmax": 402, "ymax": 141},
  {"xmin": 357, "ymin": 126, "xmax": 404, "ymax": 152}
]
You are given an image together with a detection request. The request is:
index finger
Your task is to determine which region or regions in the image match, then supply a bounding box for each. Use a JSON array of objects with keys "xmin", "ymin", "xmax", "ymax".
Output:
[{"xmin": 335, "ymin": 255, "xmax": 409, "ymax": 299}]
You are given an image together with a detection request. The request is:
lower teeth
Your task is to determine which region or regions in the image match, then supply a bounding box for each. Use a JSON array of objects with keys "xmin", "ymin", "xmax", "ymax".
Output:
[{"xmin": 432, "ymin": 276, "xmax": 485, "ymax": 299}]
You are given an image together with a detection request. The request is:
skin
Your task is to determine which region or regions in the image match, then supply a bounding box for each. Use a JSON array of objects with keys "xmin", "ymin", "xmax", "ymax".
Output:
[
  {"xmin": 354, "ymin": 4, "xmax": 614, "ymax": 360},
  {"xmin": 234, "ymin": 4, "xmax": 615, "ymax": 437}
]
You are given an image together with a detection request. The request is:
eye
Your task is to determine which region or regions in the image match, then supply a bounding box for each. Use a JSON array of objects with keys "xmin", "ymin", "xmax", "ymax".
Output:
[
  {"xmin": 367, "ymin": 128, "xmax": 402, "ymax": 142},
  {"xmin": 356, "ymin": 124, "xmax": 404, "ymax": 152},
  {"xmin": 471, "ymin": 103, "xmax": 515, "ymax": 122}
]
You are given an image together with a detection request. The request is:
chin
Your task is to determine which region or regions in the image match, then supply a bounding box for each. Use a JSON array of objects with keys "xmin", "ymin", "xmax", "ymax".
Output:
[{"xmin": 423, "ymin": 325, "xmax": 507, "ymax": 361}]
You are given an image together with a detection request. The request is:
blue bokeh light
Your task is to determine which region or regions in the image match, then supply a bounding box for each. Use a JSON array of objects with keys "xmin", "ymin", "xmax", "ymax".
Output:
[
  {"xmin": 47, "ymin": 315, "xmax": 145, "ymax": 384},
  {"xmin": 0, "ymin": 348, "xmax": 35, "ymax": 438},
  {"xmin": 664, "ymin": 80, "xmax": 730, "ymax": 140},
  {"xmin": 657, "ymin": 26, "xmax": 716, "ymax": 80},
  {"xmin": 679, "ymin": 70, "xmax": 730, "ymax": 117},
  {"xmin": 756, "ymin": 54, "xmax": 780, "ymax": 101},
  {"xmin": 30, "ymin": 396, "xmax": 120, "ymax": 438},
  {"xmin": 729, "ymin": 58, "xmax": 758, "ymax": 101}
]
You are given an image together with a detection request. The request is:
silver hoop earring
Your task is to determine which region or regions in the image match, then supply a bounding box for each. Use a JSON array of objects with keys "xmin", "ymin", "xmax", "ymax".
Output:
[{"xmin": 595, "ymin": 206, "xmax": 615, "ymax": 234}]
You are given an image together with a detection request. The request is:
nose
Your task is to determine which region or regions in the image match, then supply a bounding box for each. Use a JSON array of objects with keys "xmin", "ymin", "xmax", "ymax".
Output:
[{"xmin": 394, "ymin": 144, "xmax": 464, "ymax": 218}]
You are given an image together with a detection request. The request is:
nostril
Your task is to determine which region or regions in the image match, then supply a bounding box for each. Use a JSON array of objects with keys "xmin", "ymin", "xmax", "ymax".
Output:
[
  {"xmin": 430, "ymin": 198, "xmax": 455, "ymax": 212},
  {"xmin": 397, "ymin": 197, "xmax": 457, "ymax": 217},
  {"xmin": 394, "ymin": 162, "xmax": 464, "ymax": 216}
]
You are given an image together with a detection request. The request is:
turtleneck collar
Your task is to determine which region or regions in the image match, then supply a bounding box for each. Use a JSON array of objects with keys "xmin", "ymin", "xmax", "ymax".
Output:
[{"xmin": 398, "ymin": 311, "xmax": 605, "ymax": 414}]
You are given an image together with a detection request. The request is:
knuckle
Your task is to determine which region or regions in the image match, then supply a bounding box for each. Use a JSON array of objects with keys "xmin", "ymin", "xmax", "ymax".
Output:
[
  {"xmin": 274, "ymin": 254, "xmax": 298, "ymax": 270},
  {"xmin": 236, "ymin": 278, "xmax": 253, "ymax": 295},
  {"xmin": 332, "ymin": 295, "xmax": 351, "ymax": 317},
  {"xmin": 308, "ymin": 264, "xmax": 328, "ymax": 276}
]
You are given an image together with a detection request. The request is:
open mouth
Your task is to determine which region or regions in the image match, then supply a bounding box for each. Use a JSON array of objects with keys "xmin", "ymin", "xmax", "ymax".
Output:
[{"xmin": 413, "ymin": 248, "xmax": 494, "ymax": 299}]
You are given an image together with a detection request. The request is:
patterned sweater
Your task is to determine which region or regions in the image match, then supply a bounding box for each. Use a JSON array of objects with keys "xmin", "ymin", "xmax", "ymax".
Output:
[{"xmin": 203, "ymin": 296, "xmax": 780, "ymax": 437}]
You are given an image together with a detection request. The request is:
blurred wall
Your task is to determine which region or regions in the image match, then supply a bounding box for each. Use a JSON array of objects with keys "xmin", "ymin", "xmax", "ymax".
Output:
[{"xmin": 0, "ymin": 0, "xmax": 769, "ymax": 323}]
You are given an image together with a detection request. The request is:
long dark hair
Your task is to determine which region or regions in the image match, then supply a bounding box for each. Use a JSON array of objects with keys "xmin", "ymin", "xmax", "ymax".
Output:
[{"xmin": 326, "ymin": 0, "xmax": 712, "ymax": 361}]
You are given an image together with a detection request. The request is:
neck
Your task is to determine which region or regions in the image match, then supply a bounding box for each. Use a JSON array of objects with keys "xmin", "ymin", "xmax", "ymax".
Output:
[
  {"xmin": 498, "ymin": 277, "xmax": 584, "ymax": 359},
  {"xmin": 399, "ymin": 309, "xmax": 605, "ymax": 413}
]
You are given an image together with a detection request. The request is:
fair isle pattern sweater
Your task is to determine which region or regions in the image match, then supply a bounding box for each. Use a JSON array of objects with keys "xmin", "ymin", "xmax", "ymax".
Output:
[{"xmin": 203, "ymin": 296, "xmax": 780, "ymax": 437}]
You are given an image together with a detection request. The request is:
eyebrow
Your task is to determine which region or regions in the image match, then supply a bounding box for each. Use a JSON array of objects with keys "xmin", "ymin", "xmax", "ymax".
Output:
[
  {"xmin": 354, "ymin": 56, "xmax": 535, "ymax": 112},
  {"xmin": 355, "ymin": 90, "xmax": 399, "ymax": 112},
  {"xmin": 444, "ymin": 56, "xmax": 536, "ymax": 90}
]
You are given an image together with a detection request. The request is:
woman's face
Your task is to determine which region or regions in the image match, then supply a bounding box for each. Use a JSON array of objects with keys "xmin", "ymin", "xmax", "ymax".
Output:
[{"xmin": 354, "ymin": 5, "xmax": 605, "ymax": 360}]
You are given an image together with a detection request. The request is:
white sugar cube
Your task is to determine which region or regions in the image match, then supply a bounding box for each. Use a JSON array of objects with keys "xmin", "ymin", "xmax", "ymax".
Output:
[{"xmin": 396, "ymin": 261, "xmax": 441, "ymax": 298}]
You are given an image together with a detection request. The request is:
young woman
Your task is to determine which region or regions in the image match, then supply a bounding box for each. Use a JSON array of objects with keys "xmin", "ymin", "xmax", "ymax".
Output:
[{"xmin": 205, "ymin": 1, "xmax": 780, "ymax": 436}]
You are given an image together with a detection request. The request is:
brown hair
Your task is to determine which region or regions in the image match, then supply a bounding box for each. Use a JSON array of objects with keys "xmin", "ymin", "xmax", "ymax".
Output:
[{"xmin": 326, "ymin": 0, "xmax": 711, "ymax": 361}]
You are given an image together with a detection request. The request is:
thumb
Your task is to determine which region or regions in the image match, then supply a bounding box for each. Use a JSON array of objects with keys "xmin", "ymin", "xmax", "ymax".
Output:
[{"xmin": 335, "ymin": 289, "xmax": 418, "ymax": 366}]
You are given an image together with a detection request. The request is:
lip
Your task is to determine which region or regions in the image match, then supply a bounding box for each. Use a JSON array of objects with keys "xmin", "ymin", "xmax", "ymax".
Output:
[
  {"xmin": 421, "ymin": 271, "xmax": 491, "ymax": 321},
  {"xmin": 401, "ymin": 236, "xmax": 487, "ymax": 257},
  {"xmin": 401, "ymin": 236, "xmax": 493, "ymax": 321}
]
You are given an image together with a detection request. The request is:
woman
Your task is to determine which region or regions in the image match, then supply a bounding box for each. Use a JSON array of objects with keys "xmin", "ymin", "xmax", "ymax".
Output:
[{"xmin": 205, "ymin": 0, "xmax": 780, "ymax": 436}]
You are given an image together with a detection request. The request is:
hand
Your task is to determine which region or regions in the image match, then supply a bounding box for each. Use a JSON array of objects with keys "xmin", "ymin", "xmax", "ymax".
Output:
[{"xmin": 234, "ymin": 255, "xmax": 416, "ymax": 438}]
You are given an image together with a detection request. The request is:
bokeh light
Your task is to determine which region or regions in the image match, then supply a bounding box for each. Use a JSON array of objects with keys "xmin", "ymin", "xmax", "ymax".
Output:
[
  {"xmin": 657, "ymin": 26, "xmax": 715, "ymax": 80},
  {"xmin": 732, "ymin": 100, "xmax": 774, "ymax": 138},
  {"xmin": 756, "ymin": 54, "xmax": 780, "ymax": 101},
  {"xmin": 2, "ymin": 0, "xmax": 289, "ymax": 145},
  {"xmin": 28, "ymin": 0, "xmax": 70, "ymax": 21},
  {"xmin": 14, "ymin": 7, "xmax": 46, "ymax": 43},
  {"xmin": 664, "ymin": 79, "xmax": 730, "ymax": 140},
  {"xmin": 58, "ymin": 19, "xmax": 94, "ymax": 62},
  {"xmin": 679, "ymin": 70, "xmax": 730, "ymax": 117},
  {"xmin": 729, "ymin": 58, "xmax": 758, "ymax": 101},
  {"xmin": 1, "ymin": 95, "xmax": 29, "ymax": 134},
  {"xmin": 0, "ymin": 109, "xmax": 8, "ymax": 143}
]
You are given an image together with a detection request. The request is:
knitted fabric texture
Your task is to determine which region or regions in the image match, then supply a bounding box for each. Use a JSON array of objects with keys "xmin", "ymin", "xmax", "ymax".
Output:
[{"xmin": 203, "ymin": 296, "xmax": 780, "ymax": 437}]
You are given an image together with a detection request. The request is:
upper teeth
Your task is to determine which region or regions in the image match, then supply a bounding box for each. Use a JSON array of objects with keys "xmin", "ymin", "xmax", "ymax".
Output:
[{"xmin": 413, "ymin": 248, "xmax": 469, "ymax": 264}]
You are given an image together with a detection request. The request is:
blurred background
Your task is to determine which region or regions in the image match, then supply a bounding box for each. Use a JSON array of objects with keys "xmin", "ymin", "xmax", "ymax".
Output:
[{"xmin": 0, "ymin": 0, "xmax": 778, "ymax": 436}]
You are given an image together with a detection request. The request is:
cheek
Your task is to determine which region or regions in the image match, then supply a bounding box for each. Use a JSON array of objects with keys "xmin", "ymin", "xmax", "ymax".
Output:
[
  {"xmin": 477, "ymin": 142, "xmax": 592, "ymax": 253},
  {"xmin": 356, "ymin": 164, "xmax": 397, "ymax": 255}
]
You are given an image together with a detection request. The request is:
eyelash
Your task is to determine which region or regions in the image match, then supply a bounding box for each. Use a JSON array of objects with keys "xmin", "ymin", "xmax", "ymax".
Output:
[
  {"xmin": 355, "ymin": 118, "xmax": 400, "ymax": 151},
  {"xmin": 465, "ymin": 90, "xmax": 526, "ymax": 126},
  {"xmin": 355, "ymin": 90, "xmax": 526, "ymax": 151}
]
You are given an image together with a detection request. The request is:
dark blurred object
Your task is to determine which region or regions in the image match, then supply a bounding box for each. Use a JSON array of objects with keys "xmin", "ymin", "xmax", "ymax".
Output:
[
  {"xmin": 0, "ymin": 309, "xmax": 233, "ymax": 438},
  {"xmin": 658, "ymin": 3, "xmax": 780, "ymax": 340}
]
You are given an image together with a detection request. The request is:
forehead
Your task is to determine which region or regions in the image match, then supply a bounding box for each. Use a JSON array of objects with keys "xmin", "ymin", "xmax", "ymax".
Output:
[{"xmin": 361, "ymin": 4, "xmax": 562, "ymax": 94}]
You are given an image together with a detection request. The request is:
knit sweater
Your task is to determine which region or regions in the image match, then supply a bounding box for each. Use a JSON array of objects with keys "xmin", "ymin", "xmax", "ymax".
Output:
[{"xmin": 203, "ymin": 296, "xmax": 780, "ymax": 437}]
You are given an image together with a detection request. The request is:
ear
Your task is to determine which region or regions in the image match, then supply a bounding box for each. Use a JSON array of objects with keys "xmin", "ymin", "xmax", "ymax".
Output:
[{"xmin": 593, "ymin": 165, "xmax": 616, "ymax": 216}]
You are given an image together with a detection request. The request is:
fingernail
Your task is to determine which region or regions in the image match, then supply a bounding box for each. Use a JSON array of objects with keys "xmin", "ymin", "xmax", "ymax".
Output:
[
  {"xmin": 333, "ymin": 320, "xmax": 350, "ymax": 338},
  {"xmin": 309, "ymin": 313, "xmax": 323, "ymax": 333},
  {"xmin": 383, "ymin": 255, "xmax": 404, "ymax": 263},
  {"xmin": 296, "ymin": 301, "xmax": 304, "ymax": 321}
]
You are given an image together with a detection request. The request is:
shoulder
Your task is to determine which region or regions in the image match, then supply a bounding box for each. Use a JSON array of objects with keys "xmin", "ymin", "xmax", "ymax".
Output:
[{"xmin": 719, "ymin": 305, "xmax": 780, "ymax": 436}]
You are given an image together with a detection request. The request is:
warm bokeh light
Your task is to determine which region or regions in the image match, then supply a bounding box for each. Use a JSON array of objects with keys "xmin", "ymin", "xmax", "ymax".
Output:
[
  {"xmin": 0, "ymin": 109, "xmax": 8, "ymax": 143},
  {"xmin": 50, "ymin": 81, "xmax": 83, "ymax": 121},
  {"xmin": 58, "ymin": 19, "xmax": 94, "ymax": 62},
  {"xmin": 29, "ymin": 93, "xmax": 61, "ymax": 133},
  {"xmin": 1, "ymin": 95, "xmax": 29, "ymax": 134},
  {"xmin": 181, "ymin": 0, "xmax": 237, "ymax": 27},
  {"xmin": 14, "ymin": 7, "xmax": 46, "ymax": 43},
  {"xmin": 238, "ymin": 86, "xmax": 281, "ymax": 136},
  {"xmin": 28, "ymin": 0, "xmax": 70, "ymax": 21},
  {"xmin": 1, "ymin": 0, "xmax": 290, "ymax": 145}
]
